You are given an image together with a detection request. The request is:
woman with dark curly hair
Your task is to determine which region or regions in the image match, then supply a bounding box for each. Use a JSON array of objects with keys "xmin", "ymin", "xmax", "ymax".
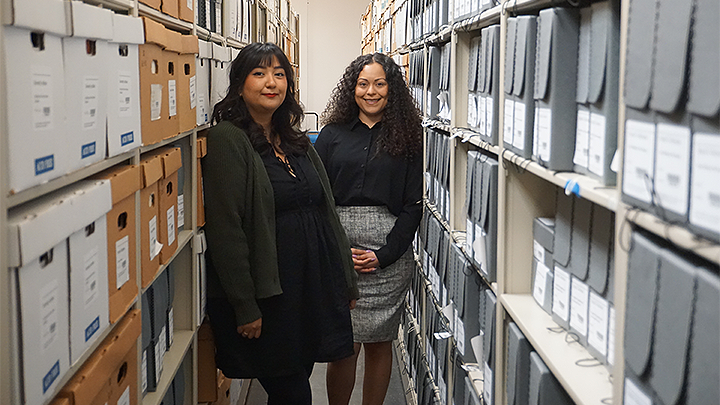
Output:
[
  {"xmin": 203, "ymin": 42, "xmax": 358, "ymax": 405},
  {"xmin": 315, "ymin": 53, "xmax": 423, "ymax": 405}
]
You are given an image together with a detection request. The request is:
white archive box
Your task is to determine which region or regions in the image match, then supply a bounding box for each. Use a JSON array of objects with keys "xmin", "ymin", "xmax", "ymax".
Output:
[
  {"xmin": 68, "ymin": 214, "xmax": 110, "ymax": 366},
  {"xmin": 63, "ymin": 1, "xmax": 114, "ymax": 173},
  {"xmin": 8, "ymin": 179, "xmax": 111, "ymax": 405},
  {"xmin": 107, "ymin": 13, "xmax": 145, "ymax": 157},
  {"xmin": 196, "ymin": 39, "xmax": 213, "ymax": 126},
  {"xmin": 3, "ymin": 3, "xmax": 69, "ymax": 193},
  {"xmin": 210, "ymin": 43, "xmax": 232, "ymax": 108}
]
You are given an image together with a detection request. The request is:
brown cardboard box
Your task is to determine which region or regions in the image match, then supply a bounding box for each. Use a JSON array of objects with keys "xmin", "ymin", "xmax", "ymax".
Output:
[
  {"xmin": 107, "ymin": 336, "xmax": 138, "ymax": 405},
  {"xmin": 178, "ymin": 0, "xmax": 194, "ymax": 23},
  {"xmin": 139, "ymin": 17, "xmax": 169, "ymax": 146},
  {"xmin": 214, "ymin": 372, "xmax": 232, "ymax": 405},
  {"xmin": 91, "ymin": 165, "xmax": 141, "ymax": 324},
  {"xmin": 178, "ymin": 35, "xmax": 199, "ymax": 133},
  {"xmin": 196, "ymin": 134, "xmax": 207, "ymax": 227},
  {"xmin": 140, "ymin": 155, "xmax": 164, "ymax": 288},
  {"xmin": 197, "ymin": 320, "xmax": 218, "ymax": 402},
  {"xmin": 152, "ymin": 147, "xmax": 183, "ymax": 265},
  {"xmin": 49, "ymin": 396, "xmax": 72, "ymax": 405},
  {"xmin": 59, "ymin": 310, "xmax": 141, "ymax": 405},
  {"xmin": 161, "ymin": 0, "xmax": 179, "ymax": 19},
  {"xmin": 139, "ymin": 0, "xmax": 161, "ymax": 11},
  {"xmin": 164, "ymin": 30, "xmax": 183, "ymax": 140}
]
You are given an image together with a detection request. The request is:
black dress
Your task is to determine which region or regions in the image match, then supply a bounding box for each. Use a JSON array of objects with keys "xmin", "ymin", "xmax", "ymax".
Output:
[{"xmin": 207, "ymin": 143, "xmax": 354, "ymax": 378}]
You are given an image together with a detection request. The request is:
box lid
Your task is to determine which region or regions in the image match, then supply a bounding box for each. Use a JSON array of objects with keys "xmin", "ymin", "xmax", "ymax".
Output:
[
  {"xmin": 198, "ymin": 39, "xmax": 213, "ymax": 59},
  {"xmin": 91, "ymin": 165, "xmax": 141, "ymax": 205},
  {"xmin": 181, "ymin": 34, "xmax": 200, "ymax": 55},
  {"xmin": 4, "ymin": 0, "xmax": 69, "ymax": 37},
  {"xmin": 197, "ymin": 136, "xmax": 208, "ymax": 158},
  {"xmin": 8, "ymin": 180, "xmax": 112, "ymax": 267},
  {"xmin": 68, "ymin": 0, "xmax": 114, "ymax": 40},
  {"xmin": 140, "ymin": 155, "xmax": 164, "ymax": 187},
  {"xmin": 111, "ymin": 13, "xmax": 144, "ymax": 45},
  {"xmin": 152, "ymin": 147, "xmax": 183, "ymax": 177},
  {"xmin": 142, "ymin": 16, "xmax": 167, "ymax": 48},
  {"xmin": 165, "ymin": 29, "xmax": 183, "ymax": 54},
  {"xmin": 212, "ymin": 43, "xmax": 232, "ymax": 62}
]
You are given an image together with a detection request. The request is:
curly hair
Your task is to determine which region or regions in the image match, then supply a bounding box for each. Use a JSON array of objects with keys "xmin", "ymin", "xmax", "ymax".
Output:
[
  {"xmin": 212, "ymin": 42, "xmax": 309, "ymax": 154},
  {"xmin": 321, "ymin": 53, "xmax": 423, "ymax": 158}
]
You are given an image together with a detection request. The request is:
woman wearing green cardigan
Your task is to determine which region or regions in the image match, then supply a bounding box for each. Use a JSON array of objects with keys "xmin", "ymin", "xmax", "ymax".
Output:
[{"xmin": 202, "ymin": 42, "xmax": 358, "ymax": 405}]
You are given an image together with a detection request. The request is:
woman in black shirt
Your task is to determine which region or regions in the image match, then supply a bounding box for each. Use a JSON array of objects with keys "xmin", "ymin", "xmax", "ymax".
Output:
[{"xmin": 315, "ymin": 52, "xmax": 423, "ymax": 405}]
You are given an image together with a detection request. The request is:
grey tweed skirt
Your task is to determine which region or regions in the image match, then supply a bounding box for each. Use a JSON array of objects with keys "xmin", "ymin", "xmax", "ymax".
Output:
[{"xmin": 337, "ymin": 206, "xmax": 415, "ymax": 343}]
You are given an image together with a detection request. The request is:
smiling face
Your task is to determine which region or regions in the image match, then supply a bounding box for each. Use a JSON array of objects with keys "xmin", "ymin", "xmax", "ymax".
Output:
[
  {"xmin": 355, "ymin": 62, "xmax": 389, "ymax": 126},
  {"xmin": 239, "ymin": 56, "xmax": 287, "ymax": 125}
]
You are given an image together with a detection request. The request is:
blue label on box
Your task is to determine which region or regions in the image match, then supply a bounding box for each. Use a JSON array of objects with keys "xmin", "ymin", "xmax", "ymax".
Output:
[
  {"xmin": 120, "ymin": 131, "xmax": 134, "ymax": 146},
  {"xmin": 42, "ymin": 361, "xmax": 60, "ymax": 393},
  {"xmin": 81, "ymin": 142, "xmax": 96, "ymax": 159},
  {"xmin": 34, "ymin": 155, "xmax": 55, "ymax": 175},
  {"xmin": 85, "ymin": 316, "xmax": 100, "ymax": 342}
]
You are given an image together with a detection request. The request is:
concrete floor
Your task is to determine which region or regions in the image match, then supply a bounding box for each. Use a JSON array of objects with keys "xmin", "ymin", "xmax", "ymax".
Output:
[{"xmin": 244, "ymin": 345, "xmax": 408, "ymax": 405}]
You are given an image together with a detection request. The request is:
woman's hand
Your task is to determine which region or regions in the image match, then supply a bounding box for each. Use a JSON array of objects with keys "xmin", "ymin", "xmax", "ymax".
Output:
[
  {"xmin": 351, "ymin": 248, "xmax": 378, "ymax": 273},
  {"xmin": 237, "ymin": 318, "xmax": 262, "ymax": 339},
  {"xmin": 349, "ymin": 299, "xmax": 357, "ymax": 310}
]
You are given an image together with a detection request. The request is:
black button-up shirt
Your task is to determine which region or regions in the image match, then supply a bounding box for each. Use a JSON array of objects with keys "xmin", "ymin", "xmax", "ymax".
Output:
[{"xmin": 315, "ymin": 118, "xmax": 423, "ymax": 268}]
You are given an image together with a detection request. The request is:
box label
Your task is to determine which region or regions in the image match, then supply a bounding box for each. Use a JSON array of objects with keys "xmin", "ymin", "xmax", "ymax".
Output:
[
  {"xmin": 689, "ymin": 132, "xmax": 720, "ymax": 234},
  {"xmin": 533, "ymin": 260, "xmax": 550, "ymax": 308},
  {"xmin": 150, "ymin": 216, "xmax": 161, "ymax": 260},
  {"xmin": 513, "ymin": 101, "xmax": 526, "ymax": 150},
  {"xmin": 167, "ymin": 207, "xmax": 176, "ymax": 245},
  {"xmin": 503, "ymin": 99, "xmax": 514, "ymax": 144},
  {"xmin": 456, "ymin": 315, "xmax": 465, "ymax": 356},
  {"xmin": 624, "ymin": 378, "xmax": 652, "ymax": 405},
  {"xmin": 42, "ymin": 360, "xmax": 60, "ymax": 393},
  {"xmin": 32, "ymin": 65, "xmax": 55, "ymax": 130},
  {"xmin": 552, "ymin": 266, "xmax": 571, "ymax": 322},
  {"xmin": 116, "ymin": 235, "xmax": 130, "ymax": 289},
  {"xmin": 159, "ymin": 326, "xmax": 167, "ymax": 375},
  {"xmin": 82, "ymin": 76, "xmax": 100, "ymax": 129},
  {"xmin": 574, "ymin": 109, "xmax": 590, "ymax": 168},
  {"xmin": 40, "ymin": 279, "xmax": 59, "ymax": 351},
  {"xmin": 168, "ymin": 80, "xmax": 177, "ymax": 117},
  {"xmin": 84, "ymin": 316, "xmax": 100, "ymax": 342},
  {"xmin": 622, "ymin": 119, "xmax": 656, "ymax": 203},
  {"xmin": 608, "ymin": 306, "xmax": 616, "ymax": 365},
  {"xmin": 466, "ymin": 218, "xmax": 474, "ymax": 257},
  {"xmin": 485, "ymin": 97, "xmax": 493, "ymax": 137},
  {"xmin": 154, "ymin": 342, "xmax": 161, "ymax": 384},
  {"xmin": 151, "ymin": 84, "xmax": 163, "ymax": 121},
  {"xmin": 588, "ymin": 291, "xmax": 609, "ymax": 357},
  {"xmin": 118, "ymin": 71, "xmax": 133, "ymax": 117},
  {"xmin": 478, "ymin": 96, "xmax": 487, "ymax": 136},
  {"xmin": 119, "ymin": 386, "xmax": 131, "ymax": 405},
  {"xmin": 537, "ymin": 108, "xmax": 552, "ymax": 162},
  {"xmin": 468, "ymin": 93, "xmax": 477, "ymax": 128},
  {"xmin": 168, "ymin": 307, "xmax": 174, "ymax": 347},
  {"xmin": 81, "ymin": 142, "xmax": 97, "ymax": 159},
  {"xmin": 655, "ymin": 123, "xmax": 691, "ymax": 215},
  {"xmin": 141, "ymin": 349, "xmax": 148, "ymax": 392},
  {"xmin": 473, "ymin": 225, "xmax": 487, "ymax": 272},
  {"xmin": 197, "ymin": 94, "xmax": 207, "ymax": 124},
  {"xmin": 120, "ymin": 131, "xmax": 134, "ymax": 147},
  {"xmin": 35, "ymin": 155, "xmax": 55, "ymax": 176},
  {"xmin": 533, "ymin": 240, "xmax": 545, "ymax": 263},
  {"xmin": 178, "ymin": 194, "xmax": 185, "ymax": 228},
  {"xmin": 190, "ymin": 75, "xmax": 197, "ymax": 109},
  {"xmin": 588, "ymin": 112, "xmax": 607, "ymax": 176},
  {"xmin": 570, "ymin": 277, "xmax": 589, "ymax": 337},
  {"xmin": 483, "ymin": 361, "xmax": 493, "ymax": 405},
  {"xmin": 84, "ymin": 247, "xmax": 100, "ymax": 307}
]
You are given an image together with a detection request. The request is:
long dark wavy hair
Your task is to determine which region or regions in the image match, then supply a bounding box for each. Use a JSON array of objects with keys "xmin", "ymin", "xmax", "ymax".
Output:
[
  {"xmin": 321, "ymin": 53, "xmax": 423, "ymax": 157},
  {"xmin": 212, "ymin": 42, "xmax": 308, "ymax": 154}
]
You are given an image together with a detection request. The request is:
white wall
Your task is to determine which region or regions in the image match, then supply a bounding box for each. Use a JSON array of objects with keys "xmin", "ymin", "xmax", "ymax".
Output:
[{"xmin": 297, "ymin": 0, "xmax": 369, "ymax": 129}]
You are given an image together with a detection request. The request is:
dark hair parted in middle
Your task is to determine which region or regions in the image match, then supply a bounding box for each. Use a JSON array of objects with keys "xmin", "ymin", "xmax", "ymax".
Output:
[
  {"xmin": 321, "ymin": 52, "xmax": 423, "ymax": 158},
  {"xmin": 212, "ymin": 42, "xmax": 309, "ymax": 154}
]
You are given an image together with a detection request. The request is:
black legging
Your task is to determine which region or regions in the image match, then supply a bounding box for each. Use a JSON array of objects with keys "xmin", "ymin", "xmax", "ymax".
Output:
[{"xmin": 257, "ymin": 362, "xmax": 315, "ymax": 405}]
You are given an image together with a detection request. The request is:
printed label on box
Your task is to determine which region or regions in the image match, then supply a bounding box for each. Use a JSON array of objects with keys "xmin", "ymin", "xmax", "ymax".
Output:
[
  {"xmin": 149, "ymin": 216, "xmax": 160, "ymax": 259},
  {"xmin": 118, "ymin": 71, "xmax": 132, "ymax": 117},
  {"xmin": 116, "ymin": 235, "xmax": 130, "ymax": 289},
  {"xmin": 655, "ymin": 123, "xmax": 691, "ymax": 215},
  {"xmin": 42, "ymin": 360, "xmax": 60, "ymax": 394},
  {"xmin": 479, "ymin": 96, "xmax": 487, "ymax": 135},
  {"xmin": 154, "ymin": 342, "xmax": 161, "ymax": 384},
  {"xmin": 120, "ymin": 131, "xmax": 134, "ymax": 147},
  {"xmin": 32, "ymin": 65, "xmax": 55, "ymax": 130},
  {"xmin": 190, "ymin": 75, "xmax": 197, "ymax": 109},
  {"xmin": 483, "ymin": 361, "xmax": 493, "ymax": 405},
  {"xmin": 552, "ymin": 266, "xmax": 570, "ymax": 322},
  {"xmin": 168, "ymin": 80, "xmax": 177, "ymax": 117},
  {"xmin": 178, "ymin": 194, "xmax": 185, "ymax": 228},
  {"xmin": 473, "ymin": 226, "xmax": 487, "ymax": 272},
  {"xmin": 40, "ymin": 279, "xmax": 59, "ymax": 351},
  {"xmin": 81, "ymin": 142, "xmax": 97, "ymax": 159},
  {"xmin": 485, "ymin": 97, "xmax": 493, "ymax": 137},
  {"xmin": 85, "ymin": 316, "xmax": 100, "ymax": 342},
  {"xmin": 533, "ymin": 261, "xmax": 550, "ymax": 308},
  {"xmin": 504, "ymin": 99, "xmax": 514, "ymax": 144},
  {"xmin": 570, "ymin": 277, "xmax": 589, "ymax": 337},
  {"xmin": 624, "ymin": 378, "xmax": 652, "ymax": 405},
  {"xmin": 588, "ymin": 291, "xmax": 609, "ymax": 357},
  {"xmin": 35, "ymin": 155, "xmax": 55, "ymax": 176},
  {"xmin": 82, "ymin": 76, "xmax": 100, "ymax": 129},
  {"xmin": 84, "ymin": 247, "xmax": 100, "ymax": 307},
  {"xmin": 588, "ymin": 112, "xmax": 607, "ymax": 176},
  {"xmin": 167, "ymin": 207, "xmax": 176, "ymax": 245},
  {"xmin": 141, "ymin": 350, "xmax": 148, "ymax": 392},
  {"xmin": 574, "ymin": 109, "xmax": 590, "ymax": 168},
  {"xmin": 168, "ymin": 307, "xmax": 174, "ymax": 347},
  {"xmin": 689, "ymin": 133, "xmax": 720, "ymax": 234},
  {"xmin": 608, "ymin": 306, "xmax": 616, "ymax": 365},
  {"xmin": 513, "ymin": 101, "xmax": 526, "ymax": 150},
  {"xmin": 456, "ymin": 315, "xmax": 465, "ymax": 356},
  {"xmin": 198, "ymin": 94, "xmax": 207, "ymax": 124},
  {"xmin": 151, "ymin": 84, "xmax": 162, "ymax": 121},
  {"xmin": 622, "ymin": 120, "xmax": 656, "ymax": 203},
  {"xmin": 533, "ymin": 240, "xmax": 545, "ymax": 263},
  {"xmin": 537, "ymin": 108, "xmax": 552, "ymax": 162},
  {"xmin": 119, "ymin": 386, "xmax": 131, "ymax": 405}
]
